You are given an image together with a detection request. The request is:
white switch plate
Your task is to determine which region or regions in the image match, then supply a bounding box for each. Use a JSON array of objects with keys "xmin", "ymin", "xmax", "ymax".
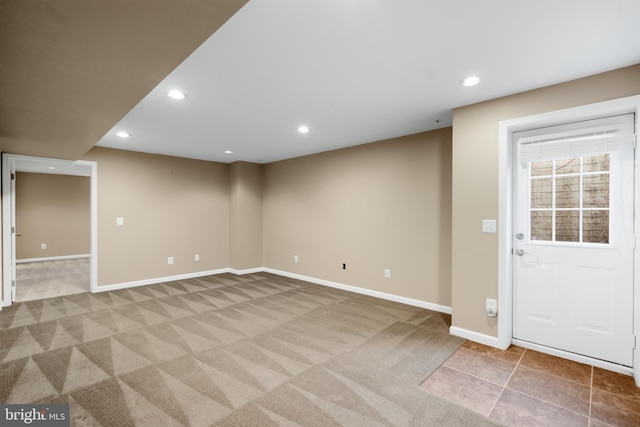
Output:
[
  {"xmin": 116, "ymin": 217, "xmax": 124, "ymax": 226},
  {"xmin": 194, "ymin": 254, "xmax": 200, "ymax": 261},
  {"xmin": 168, "ymin": 257, "xmax": 174, "ymax": 265},
  {"xmin": 41, "ymin": 243, "xmax": 47, "ymax": 250},
  {"xmin": 482, "ymin": 219, "xmax": 496, "ymax": 233},
  {"xmin": 384, "ymin": 268, "xmax": 391, "ymax": 279},
  {"xmin": 294, "ymin": 255, "xmax": 298, "ymax": 263}
]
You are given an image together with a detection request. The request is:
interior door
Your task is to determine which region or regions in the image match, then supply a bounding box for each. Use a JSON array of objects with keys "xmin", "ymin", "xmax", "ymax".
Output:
[{"xmin": 513, "ymin": 114, "xmax": 635, "ymax": 367}]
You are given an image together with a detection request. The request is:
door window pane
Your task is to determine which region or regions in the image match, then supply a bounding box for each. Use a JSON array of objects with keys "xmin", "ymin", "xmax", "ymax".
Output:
[
  {"xmin": 555, "ymin": 158, "xmax": 579, "ymax": 174},
  {"xmin": 556, "ymin": 211, "xmax": 579, "ymax": 242},
  {"xmin": 583, "ymin": 211, "xmax": 609, "ymax": 243},
  {"xmin": 531, "ymin": 160, "xmax": 553, "ymax": 177},
  {"xmin": 583, "ymin": 174, "xmax": 609, "ymax": 208},
  {"xmin": 583, "ymin": 154, "xmax": 609, "ymax": 173},
  {"xmin": 556, "ymin": 176, "xmax": 580, "ymax": 208},
  {"xmin": 531, "ymin": 211, "xmax": 552, "ymax": 241},
  {"xmin": 531, "ymin": 178, "xmax": 552, "ymax": 208}
]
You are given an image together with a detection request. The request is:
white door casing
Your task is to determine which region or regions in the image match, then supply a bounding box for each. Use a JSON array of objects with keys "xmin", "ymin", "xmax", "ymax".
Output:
[
  {"xmin": 9, "ymin": 159, "xmax": 16, "ymax": 302},
  {"xmin": 1, "ymin": 154, "xmax": 99, "ymax": 307},
  {"xmin": 513, "ymin": 114, "xmax": 635, "ymax": 367}
]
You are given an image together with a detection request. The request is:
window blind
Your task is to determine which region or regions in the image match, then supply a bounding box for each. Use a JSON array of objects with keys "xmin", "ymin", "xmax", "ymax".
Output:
[{"xmin": 516, "ymin": 114, "xmax": 635, "ymax": 165}]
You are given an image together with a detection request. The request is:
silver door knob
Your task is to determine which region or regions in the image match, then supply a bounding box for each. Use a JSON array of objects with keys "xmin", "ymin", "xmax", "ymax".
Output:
[{"xmin": 515, "ymin": 249, "xmax": 530, "ymax": 256}]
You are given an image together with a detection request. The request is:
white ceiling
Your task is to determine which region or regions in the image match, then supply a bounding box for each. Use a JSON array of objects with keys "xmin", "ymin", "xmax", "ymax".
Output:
[{"xmin": 96, "ymin": 0, "xmax": 640, "ymax": 164}]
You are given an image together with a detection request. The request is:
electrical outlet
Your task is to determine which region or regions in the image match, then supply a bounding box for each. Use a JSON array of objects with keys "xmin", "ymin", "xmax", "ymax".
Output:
[
  {"xmin": 384, "ymin": 268, "xmax": 391, "ymax": 278},
  {"xmin": 41, "ymin": 243, "xmax": 47, "ymax": 250},
  {"xmin": 168, "ymin": 257, "xmax": 174, "ymax": 265},
  {"xmin": 294, "ymin": 255, "xmax": 298, "ymax": 263},
  {"xmin": 116, "ymin": 217, "xmax": 124, "ymax": 226},
  {"xmin": 194, "ymin": 254, "xmax": 200, "ymax": 261},
  {"xmin": 486, "ymin": 298, "xmax": 498, "ymax": 317}
]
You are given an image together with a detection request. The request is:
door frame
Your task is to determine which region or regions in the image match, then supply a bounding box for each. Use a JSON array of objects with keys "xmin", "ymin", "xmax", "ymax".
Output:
[
  {"xmin": 1, "ymin": 154, "xmax": 98, "ymax": 307},
  {"xmin": 498, "ymin": 95, "xmax": 640, "ymax": 384}
]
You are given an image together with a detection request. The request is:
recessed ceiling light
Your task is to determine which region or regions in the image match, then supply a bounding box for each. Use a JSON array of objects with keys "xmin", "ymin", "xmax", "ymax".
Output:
[
  {"xmin": 298, "ymin": 126, "xmax": 309, "ymax": 134},
  {"xmin": 461, "ymin": 76, "xmax": 480, "ymax": 87},
  {"xmin": 224, "ymin": 150, "xmax": 233, "ymax": 154},
  {"xmin": 116, "ymin": 131, "xmax": 131, "ymax": 138},
  {"xmin": 168, "ymin": 90, "xmax": 186, "ymax": 100}
]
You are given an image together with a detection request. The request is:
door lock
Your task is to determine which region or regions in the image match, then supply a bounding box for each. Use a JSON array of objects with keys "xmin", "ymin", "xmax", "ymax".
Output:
[
  {"xmin": 515, "ymin": 233, "xmax": 524, "ymax": 240},
  {"xmin": 515, "ymin": 249, "xmax": 531, "ymax": 256}
]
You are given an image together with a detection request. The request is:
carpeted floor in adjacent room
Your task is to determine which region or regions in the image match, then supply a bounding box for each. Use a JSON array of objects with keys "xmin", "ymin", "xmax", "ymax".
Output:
[{"xmin": 0, "ymin": 272, "xmax": 502, "ymax": 426}]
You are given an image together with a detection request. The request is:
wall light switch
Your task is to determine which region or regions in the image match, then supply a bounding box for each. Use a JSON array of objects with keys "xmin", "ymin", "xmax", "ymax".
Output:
[
  {"xmin": 294, "ymin": 255, "xmax": 299, "ymax": 263},
  {"xmin": 116, "ymin": 217, "xmax": 124, "ymax": 226},
  {"xmin": 384, "ymin": 269, "xmax": 391, "ymax": 279},
  {"xmin": 482, "ymin": 219, "xmax": 496, "ymax": 233},
  {"xmin": 41, "ymin": 243, "xmax": 47, "ymax": 250},
  {"xmin": 194, "ymin": 254, "xmax": 200, "ymax": 261},
  {"xmin": 168, "ymin": 257, "xmax": 174, "ymax": 265}
]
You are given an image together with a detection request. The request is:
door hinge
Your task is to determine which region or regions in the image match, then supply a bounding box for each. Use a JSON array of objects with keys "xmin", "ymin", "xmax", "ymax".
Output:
[
  {"xmin": 10, "ymin": 173, "xmax": 15, "ymax": 180},
  {"xmin": 633, "ymin": 335, "xmax": 637, "ymax": 350},
  {"xmin": 11, "ymin": 280, "xmax": 15, "ymax": 288},
  {"xmin": 11, "ymin": 226, "xmax": 14, "ymax": 234}
]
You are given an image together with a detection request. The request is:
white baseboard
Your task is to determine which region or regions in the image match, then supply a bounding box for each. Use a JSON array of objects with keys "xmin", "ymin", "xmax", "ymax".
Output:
[
  {"xmin": 449, "ymin": 326, "xmax": 505, "ymax": 349},
  {"xmin": 228, "ymin": 267, "xmax": 265, "ymax": 275},
  {"xmin": 93, "ymin": 266, "xmax": 452, "ymax": 315},
  {"xmin": 17, "ymin": 254, "xmax": 90, "ymax": 264},
  {"xmin": 94, "ymin": 268, "xmax": 231, "ymax": 293},
  {"xmin": 262, "ymin": 268, "xmax": 452, "ymax": 314}
]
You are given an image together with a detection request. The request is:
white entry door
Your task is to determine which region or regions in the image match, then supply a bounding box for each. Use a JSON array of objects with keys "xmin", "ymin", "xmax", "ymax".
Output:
[{"xmin": 513, "ymin": 114, "xmax": 635, "ymax": 367}]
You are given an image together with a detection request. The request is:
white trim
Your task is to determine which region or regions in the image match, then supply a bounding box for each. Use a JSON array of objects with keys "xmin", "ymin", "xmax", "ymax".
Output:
[
  {"xmin": 93, "ymin": 268, "xmax": 231, "ymax": 293},
  {"xmin": 88, "ymin": 266, "xmax": 452, "ymax": 314},
  {"xmin": 513, "ymin": 339, "xmax": 634, "ymax": 376},
  {"xmin": 449, "ymin": 326, "xmax": 504, "ymax": 349},
  {"xmin": 2, "ymin": 154, "xmax": 98, "ymax": 308},
  {"xmin": 2, "ymin": 155, "xmax": 15, "ymax": 306},
  {"xmin": 263, "ymin": 268, "xmax": 452, "ymax": 314},
  {"xmin": 16, "ymin": 254, "xmax": 90, "ymax": 264},
  {"xmin": 498, "ymin": 94, "xmax": 640, "ymax": 386},
  {"xmin": 229, "ymin": 267, "xmax": 265, "ymax": 275},
  {"xmin": 89, "ymin": 160, "xmax": 98, "ymax": 294}
]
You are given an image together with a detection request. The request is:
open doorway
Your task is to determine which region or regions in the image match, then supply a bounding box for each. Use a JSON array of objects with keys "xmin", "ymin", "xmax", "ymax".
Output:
[
  {"xmin": 15, "ymin": 172, "xmax": 91, "ymax": 301},
  {"xmin": 2, "ymin": 154, "xmax": 98, "ymax": 307}
]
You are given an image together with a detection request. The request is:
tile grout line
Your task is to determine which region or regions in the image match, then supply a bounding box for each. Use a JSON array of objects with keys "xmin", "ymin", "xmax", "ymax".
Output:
[{"xmin": 486, "ymin": 347, "xmax": 528, "ymax": 417}]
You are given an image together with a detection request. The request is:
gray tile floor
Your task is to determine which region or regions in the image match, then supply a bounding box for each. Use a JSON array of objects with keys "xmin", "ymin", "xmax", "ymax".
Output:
[{"xmin": 16, "ymin": 258, "xmax": 89, "ymax": 302}]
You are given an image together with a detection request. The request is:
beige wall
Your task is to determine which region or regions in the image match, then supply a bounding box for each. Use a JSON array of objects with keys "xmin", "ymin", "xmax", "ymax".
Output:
[
  {"xmin": 81, "ymin": 147, "xmax": 230, "ymax": 286},
  {"xmin": 263, "ymin": 128, "xmax": 452, "ymax": 306},
  {"xmin": 451, "ymin": 64, "xmax": 640, "ymax": 337},
  {"xmin": 229, "ymin": 162, "xmax": 263, "ymax": 270},
  {"xmin": 16, "ymin": 172, "xmax": 90, "ymax": 259}
]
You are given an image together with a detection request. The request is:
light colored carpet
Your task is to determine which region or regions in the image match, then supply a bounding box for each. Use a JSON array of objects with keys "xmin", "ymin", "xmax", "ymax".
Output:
[
  {"xmin": 16, "ymin": 258, "xmax": 89, "ymax": 302},
  {"xmin": 0, "ymin": 272, "xmax": 502, "ymax": 426}
]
